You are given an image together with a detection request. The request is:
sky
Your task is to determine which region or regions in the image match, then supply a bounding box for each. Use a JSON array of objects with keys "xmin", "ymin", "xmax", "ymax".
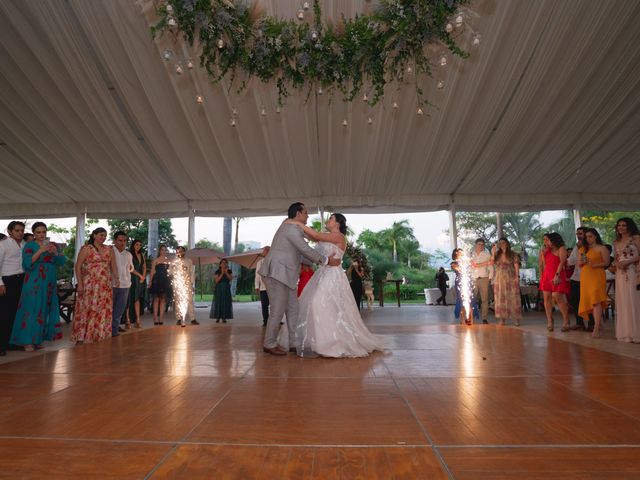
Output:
[{"xmin": 2, "ymin": 210, "xmax": 565, "ymax": 254}]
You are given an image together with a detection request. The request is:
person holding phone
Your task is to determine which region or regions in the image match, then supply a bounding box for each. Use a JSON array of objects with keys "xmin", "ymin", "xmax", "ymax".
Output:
[
  {"xmin": 210, "ymin": 258, "xmax": 233, "ymax": 323},
  {"xmin": 11, "ymin": 222, "xmax": 66, "ymax": 351}
]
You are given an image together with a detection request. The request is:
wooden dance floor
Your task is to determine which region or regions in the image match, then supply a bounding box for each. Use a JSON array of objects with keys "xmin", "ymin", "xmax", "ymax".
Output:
[{"xmin": 1, "ymin": 305, "xmax": 639, "ymax": 479}]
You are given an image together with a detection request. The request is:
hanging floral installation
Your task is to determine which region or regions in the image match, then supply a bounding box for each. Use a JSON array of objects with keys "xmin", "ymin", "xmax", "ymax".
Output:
[{"xmin": 151, "ymin": 0, "xmax": 474, "ymax": 106}]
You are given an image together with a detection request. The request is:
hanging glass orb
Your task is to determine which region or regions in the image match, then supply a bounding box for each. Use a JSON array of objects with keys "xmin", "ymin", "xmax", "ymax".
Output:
[
  {"xmin": 232, "ymin": 108, "xmax": 238, "ymax": 116},
  {"xmin": 310, "ymin": 30, "xmax": 318, "ymax": 41},
  {"xmin": 276, "ymin": 105, "xmax": 282, "ymax": 113},
  {"xmin": 175, "ymin": 64, "xmax": 183, "ymax": 75},
  {"xmin": 187, "ymin": 58, "xmax": 194, "ymax": 69},
  {"xmin": 472, "ymin": 34, "xmax": 481, "ymax": 46},
  {"xmin": 455, "ymin": 13, "xmax": 464, "ymax": 27},
  {"xmin": 297, "ymin": 9, "xmax": 304, "ymax": 20},
  {"xmin": 195, "ymin": 94, "xmax": 204, "ymax": 104},
  {"xmin": 230, "ymin": 118, "xmax": 237, "ymax": 127},
  {"xmin": 317, "ymin": 86, "xmax": 323, "ymax": 95},
  {"xmin": 162, "ymin": 49, "xmax": 171, "ymax": 61},
  {"xmin": 440, "ymin": 55, "xmax": 447, "ymax": 66},
  {"xmin": 342, "ymin": 119, "xmax": 348, "ymax": 126},
  {"xmin": 166, "ymin": 4, "xmax": 173, "ymax": 14},
  {"xmin": 362, "ymin": 93, "xmax": 368, "ymax": 102},
  {"xmin": 446, "ymin": 23, "xmax": 453, "ymax": 33},
  {"xmin": 167, "ymin": 17, "xmax": 177, "ymax": 27},
  {"xmin": 392, "ymin": 101, "xmax": 399, "ymax": 109},
  {"xmin": 260, "ymin": 107, "xmax": 266, "ymax": 116},
  {"xmin": 417, "ymin": 107, "xmax": 424, "ymax": 116},
  {"xmin": 406, "ymin": 65, "xmax": 413, "ymax": 74},
  {"xmin": 367, "ymin": 117, "xmax": 373, "ymax": 125},
  {"xmin": 437, "ymin": 80, "xmax": 445, "ymax": 89},
  {"xmin": 217, "ymin": 38, "xmax": 225, "ymax": 49},
  {"xmin": 303, "ymin": 1, "xmax": 310, "ymax": 10}
]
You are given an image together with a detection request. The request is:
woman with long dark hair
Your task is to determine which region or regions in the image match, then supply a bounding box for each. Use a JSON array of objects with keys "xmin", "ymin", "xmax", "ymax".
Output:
[
  {"xmin": 210, "ymin": 258, "xmax": 233, "ymax": 323},
  {"xmin": 126, "ymin": 239, "xmax": 146, "ymax": 329},
  {"xmin": 149, "ymin": 244, "xmax": 171, "ymax": 325},
  {"xmin": 286, "ymin": 213, "xmax": 384, "ymax": 357},
  {"xmin": 578, "ymin": 228, "xmax": 609, "ymax": 338},
  {"xmin": 491, "ymin": 237, "xmax": 522, "ymax": 326},
  {"xmin": 71, "ymin": 227, "xmax": 117, "ymax": 344},
  {"xmin": 11, "ymin": 222, "xmax": 66, "ymax": 351},
  {"xmin": 613, "ymin": 218, "xmax": 640, "ymax": 342},
  {"xmin": 539, "ymin": 232, "xmax": 571, "ymax": 332}
]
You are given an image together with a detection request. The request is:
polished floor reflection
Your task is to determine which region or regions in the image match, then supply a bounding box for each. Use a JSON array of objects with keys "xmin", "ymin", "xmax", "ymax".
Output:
[{"xmin": 0, "ymin": 305, "xmax": 639, "ymax": 478}]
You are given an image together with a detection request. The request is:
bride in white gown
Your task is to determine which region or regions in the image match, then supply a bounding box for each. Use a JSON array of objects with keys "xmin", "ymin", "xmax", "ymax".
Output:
[{"xmin": 286, "ymin": 213, "xmax": 384, "ymax": 358}]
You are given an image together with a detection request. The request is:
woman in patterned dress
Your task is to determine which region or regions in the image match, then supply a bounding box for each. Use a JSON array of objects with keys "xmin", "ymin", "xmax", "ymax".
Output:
[
  {"xmin": 71, "ymin": 227, "xmax": 118, "ymax": 344},
  {"xmin": 491, "ymin": 237, "xmax": 522, "ymax": 326},
  {"xmin": 612, "ymin": 218, "xmax": 640, "ymax": 342},
  {"xmin": 11, "ymin": 222, "xmax": 66, "ymax": 351}
]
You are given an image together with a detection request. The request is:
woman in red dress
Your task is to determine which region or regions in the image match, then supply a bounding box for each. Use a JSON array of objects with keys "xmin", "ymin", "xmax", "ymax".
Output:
[
  {"xmin": 297, "ymin": 264, "xmax": 314, "ymax": 297},
  {"xmin": 539, "ymin": 232, "xmax": 571, "ymax": 332}
]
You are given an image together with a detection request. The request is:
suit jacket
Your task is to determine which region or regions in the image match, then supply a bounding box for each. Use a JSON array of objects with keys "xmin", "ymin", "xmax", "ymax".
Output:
[{"xmin": 258, "ymin": 223, "xmax": 325, "ymax": 290}]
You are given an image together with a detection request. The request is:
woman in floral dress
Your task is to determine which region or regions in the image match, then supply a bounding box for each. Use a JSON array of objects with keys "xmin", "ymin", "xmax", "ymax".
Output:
[
  {"xmin": 71, "ymin": 227, "xmax": 118, "ymax": 344},
  {"xmin": 612, "ymin": 218, "xmax": 640, "ymax": 342},
  {"xmin": 491, "ymin": 237, "xmax": 522, "ymax": 326},
  {"xmin": 11, "ymin": 222, "xmax": 66, "ymax": 351}
]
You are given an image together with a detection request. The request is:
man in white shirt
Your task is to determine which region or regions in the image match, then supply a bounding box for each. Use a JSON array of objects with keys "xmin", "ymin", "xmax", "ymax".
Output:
[
  {"xmin": 112, "ymin": 231, "xmax": 133, "ymax": 337},
  {"xmin": 471, "ymin": 238, "xmax": 493, "ymax": 324},
  {"xmin": 254, "ymin": 246, "xmax": 270, "ymax": 327},
  {"xmin": 0, "ymin": 221, "xmax": 26, "ymax": 355}
]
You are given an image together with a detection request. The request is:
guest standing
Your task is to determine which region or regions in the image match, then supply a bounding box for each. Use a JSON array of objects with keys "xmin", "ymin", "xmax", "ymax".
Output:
[
  {"xmin": 111, "ymin": 231, "xmax": 132, "ymax": 337},
  {"xmin": 210, "ymin": 259, "xmax": 233, "ymax": 323},
  {"xmin": 254, "ymin": 246, "xmax": 270, "ymax": 326},
  {"xmin": 613, "ymin": 218, "xmax": 640, "ymax": 342},
  {"xmin": 297, "ymin": 264, "xmax": 314, "ymax": 297},
  {"xmin": 491, "ymin": 237, "xmax": 522, "ymax": 326},
  {"xmin": 149, "ymin": 244, "xmax": 171, "ymax": 325},
  {"xmin": 539, "ymin": 232, "xmax": 571, "ymax": 332},
  {"xmin": 471, "ymin": 238, "xmax": 492, "ymax": 324},
  {"xmin": 434, "ymin": 267, "xmax": 449, "ymax": 306},
  {"xmin": 0, "ymin": 221, "xmax": 26, "ymax": 355},
  {"xmin": 126, "ymin": 239, "xmax": 146, "ymax": 328},
  {"xmin": 578, "ymin": 228, "xmax": 609, "ymax": 338},
  {"xmin": 346, "ymin": 260, "xmax": 364, "ymax": 310},
  {"xmin": 71, "ymin": 227, "xmax": 117, "ymax": 344},
  {"xmin": 11, "ymin": 222, "xmax": 66, "ymax": 351}
]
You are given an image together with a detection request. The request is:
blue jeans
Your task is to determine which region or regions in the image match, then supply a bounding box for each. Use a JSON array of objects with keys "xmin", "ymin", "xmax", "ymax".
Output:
[{"xmin": 112, "ymin": 288, "xmax": 129, "ymax": 335}]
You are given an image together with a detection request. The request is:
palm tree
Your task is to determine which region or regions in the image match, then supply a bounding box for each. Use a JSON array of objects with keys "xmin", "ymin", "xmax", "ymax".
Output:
[
  {"xmin": 384, "ymin": 220, "xmax": 413, "ymax": 263},
  {"xmin": 502, "ymin": 212, "xmax": 542, "ymax": 263},
  {"xmin": 546, "ymin": 211, "xmax": 576, "ymax": 247}
]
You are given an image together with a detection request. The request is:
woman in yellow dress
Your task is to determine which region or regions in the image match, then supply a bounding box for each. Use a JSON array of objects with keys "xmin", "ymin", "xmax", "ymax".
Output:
[{"xmin": 578, "ymin": 228, "xmax": 610, "ymax": 338}]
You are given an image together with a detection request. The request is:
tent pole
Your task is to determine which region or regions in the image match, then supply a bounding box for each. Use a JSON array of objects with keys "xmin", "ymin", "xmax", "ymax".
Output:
[
  {"xmin": 74, "ymin": 209, "xmax": 86, "ymax": 282},
  {"xmin": 449, "ymin": 206, "xmax": 458, "ymax": 251},
  {"xmin": 573, "ymin": 208, "xmax": 582, "ymax": 228},
  {"xmin": 188, "ymin": 209, "xmax": 195, "ymax": 250},
  {"xmin": 496, "ymin": 212, "xmax": 503, "ymax": 239}
]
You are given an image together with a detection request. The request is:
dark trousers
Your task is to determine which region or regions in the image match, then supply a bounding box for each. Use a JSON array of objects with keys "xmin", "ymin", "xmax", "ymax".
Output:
[
  {"xmin": 259, "ymin": 290, "xmax": 269, "ymax": 325},
  {"xmin": 569, "ymin": 280, "xmax": 594, "ymax": 328},
  {"xmin": 436, "ymin": 286, "xmax": 447, "ymax": 305},
  {"xmin": 0, "ymin": 274, "xmax": 24, "ymax": 351}
]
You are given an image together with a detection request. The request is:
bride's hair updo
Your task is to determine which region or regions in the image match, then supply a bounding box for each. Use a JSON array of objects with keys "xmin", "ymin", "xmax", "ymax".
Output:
[{"xmin": 332, "ymin": 213, "xmax": 347, "ymax": 235}]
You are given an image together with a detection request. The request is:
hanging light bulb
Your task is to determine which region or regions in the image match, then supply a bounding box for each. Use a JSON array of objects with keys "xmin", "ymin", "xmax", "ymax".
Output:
[
  {"xmin": 230, "ymin": 117, "xmax": 237, "ymax": 127},
  {"xmin": 167, "ymin": 17, "xmax": 177, "ymax": 27},
  {"xmin": 232, "ymin": 107, "xmax": 238, "ymax": 116},
  {"xmin": 260, "ymin": 106, "xmax": 266, "ymax": 116},
  {"xmin": 187, "ymin": 58, "xmax": 194, "ymax": 69},
  {"xmin": 367, "ymin": 117, "xmax": 373, "ymax": 125},
  {"xmin": 195, "ymin": 94, "xmax": 204, "ymax": 104},
  {"xmin": 455, "ymin": 12, "xmax": 464, "ymax": 27},
  {"xmin": 406, "ymin": 65, "xmax": 413, "ymax": 74},
  {"xmin": 217, "ymin": 38, "xmax": 225, "ymax": 49},
  {"xmin": 162, "ymin": 49, "xmax": 171, "ymax": 61},
  {"xmin": 362, "ymin": 92, "xmax": 368, "ymax": 102},
  {"xmin": 276, "ymin": 105, "xmax": 282, "ymax": 113},
  {"xmin": 317, "ymin": 86, "xmax": 323, "ymax": 95},
  {"xmin": 297, "ymin": 9, "xmax": 304, "ymax": 20},
  {"xmin": 416, "ymin": 107, "xmax": 424, "ymax": 116},
  {"xmin": 303, "ymin": 1, "xmax": 310, "ymax": 10},
  {"xmin": 342, "ymin": 119, "xmax": 348, "ymax": 127},
  {"xmin": 166, "ymin": 4, "xmax": 173, "ymax": 14},
  {"xmin": 437, "ymin": 80, "xmax": 445, "ymax": 89},
  {"xmin": 392, "ymin": 101, "xmax": 399, "ymax": 109},
  {"xmin": 472, "ymin": 33, "xmax": 481, "ymax": 46},
  {"xmin": 445, "ymin": 23, "xmax": 453, "ymax": 33},
  {"xmin": 440, "ymin": 55, "xmax": 447, "ymax": 66},
  {"xmin": 310, "ymin": 30, "xmax": 318, "ymax": 41},
  {"xmin": 175, "ymin": 63, "xmax": 183, "ymax": 75}
]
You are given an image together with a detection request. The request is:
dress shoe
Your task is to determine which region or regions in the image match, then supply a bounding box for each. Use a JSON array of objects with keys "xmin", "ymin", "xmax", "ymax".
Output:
[
  {"xmin": 263, "ymin": 346, "xmax": 286, "ymax": 356},
  {"xmin": 118, "ymin": 326, "xmax": 126, "ymax": 333},
  {"xmin": 191, "ymin": 319, "xmax": 200, "ymax": 325},
  {"xmin": 482, "ymin": 319, "xmax": 488, "ymax": 324}
]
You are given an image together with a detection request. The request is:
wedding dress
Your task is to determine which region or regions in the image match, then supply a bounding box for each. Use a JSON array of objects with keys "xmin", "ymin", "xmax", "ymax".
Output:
[{"xmin": 295, "ymin": 241, "xmax": 384, "ymax": 358}]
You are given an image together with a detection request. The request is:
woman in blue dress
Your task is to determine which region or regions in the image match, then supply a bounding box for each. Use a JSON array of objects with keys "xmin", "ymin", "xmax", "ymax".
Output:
[{"xmin": 12, "ymin": 222, "xmax": 66, "ymax": 351}]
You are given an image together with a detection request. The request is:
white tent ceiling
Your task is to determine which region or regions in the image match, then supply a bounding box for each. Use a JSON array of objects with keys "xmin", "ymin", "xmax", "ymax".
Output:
[{"xmin": 1, "ymin": 0, "xmax": 640, "ymax": 219}]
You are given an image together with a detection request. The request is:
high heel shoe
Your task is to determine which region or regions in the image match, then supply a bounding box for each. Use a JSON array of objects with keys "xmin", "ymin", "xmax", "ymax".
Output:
[
  {"xmin": 561, "ymin": 324, "xmax": 570, "ymax": 332},
  {"xmin": 135, "ymin": 322, "xmax": 141, "ymax": 329},
  {"xmin": 216, "ymin": 319, "xmax": 220, "ymax": 323},
  {"xmin": 125, "ymin": 321, "xmax": 132, "ymax": 330},
  {"xmin": 592, "ymin": 328, "xmax": 601, "ymax": 339},
  {"xmin": 547, "ymin": 323, "xmax": 554, "ymax": 332}
]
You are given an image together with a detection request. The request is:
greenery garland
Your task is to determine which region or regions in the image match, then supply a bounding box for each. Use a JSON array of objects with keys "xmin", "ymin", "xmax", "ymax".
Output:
[{"xmin": 152, "ymin": 0, "xmax": 470, "ymax": 106}]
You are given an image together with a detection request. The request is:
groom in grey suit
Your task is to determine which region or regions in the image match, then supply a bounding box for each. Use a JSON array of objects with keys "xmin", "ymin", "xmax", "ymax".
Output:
[{"xmin": 258, "ymin": 202, "xmax": 340, "ymax": 355}]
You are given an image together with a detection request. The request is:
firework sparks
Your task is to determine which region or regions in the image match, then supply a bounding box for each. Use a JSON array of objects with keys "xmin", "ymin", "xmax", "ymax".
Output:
[
  {"xmin": 170, "ymin": 257, "xmax": 191, "ymax": 326},
  {"xmin": 459, "ymin": 250, "xmax": 473, "ymax": 325}
]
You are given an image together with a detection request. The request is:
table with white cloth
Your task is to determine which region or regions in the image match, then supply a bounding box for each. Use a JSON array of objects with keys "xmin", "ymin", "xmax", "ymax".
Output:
[{"xmin": 424, "ymin": 288, "xmax": 456, "ymax": 305}]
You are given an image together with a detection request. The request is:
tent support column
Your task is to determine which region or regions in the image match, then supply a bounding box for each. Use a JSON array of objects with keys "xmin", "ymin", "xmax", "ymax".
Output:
[
  {"xmin": 148, "ymin": 219, "xmax": 159, "ymax": 258},
  {"xmin": 74, "ymin": 210, "xmax": 86, "ymax": 281},
  {"xmin": 496, "ymin": 212, "xmax": 503, "ymax": 239},
  {"xmin": 188, "ymin": 210, "xmax": 195, "ymax": 250},
  {"xmin": 449, "ymin": 206, "xmax": 458, "ymax": 251},
  {"xmin": 573, "ymin": 208, "xmax": 582, "ymax": 228}
]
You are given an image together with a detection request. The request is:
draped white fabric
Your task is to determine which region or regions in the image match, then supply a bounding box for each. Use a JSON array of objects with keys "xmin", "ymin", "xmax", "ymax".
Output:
[{"xmin": 1, "ymin": 0, "xmax": 640, "ymax": 218}]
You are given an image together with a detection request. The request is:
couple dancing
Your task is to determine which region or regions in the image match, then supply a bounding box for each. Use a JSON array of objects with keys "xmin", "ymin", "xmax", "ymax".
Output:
[{"xmin": 258, "ymin": 202, "xmax": 384, "ymax": 357}]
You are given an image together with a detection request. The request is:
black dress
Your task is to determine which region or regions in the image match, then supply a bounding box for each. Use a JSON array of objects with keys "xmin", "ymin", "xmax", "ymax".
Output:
[
  {"xmin": 350, "ymin": 269, "xmax": 363, "ymax": 311},
  {"xmin": 149, "ymin": 263, "xmax": 170, "ymax": 295}
]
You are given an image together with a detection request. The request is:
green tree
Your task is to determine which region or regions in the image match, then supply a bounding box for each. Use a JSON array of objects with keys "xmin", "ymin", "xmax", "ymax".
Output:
[
  {"xmin": 502, "ymin": 212, "xmax": 542, "ymax": 263},
  {"xmin": 193, "ymin": 238, "xmax": 223, "ymax": 299},
  {"xmin": 455, "ymin": 212, "xmax": 498, "ymax": 245},
  {"xmin": 581, "ymin": 211, "xmax": 640, "ymax": 244},
  {"xmin": 384, "ymin": 220, "xmax": 414, "ymax": 262},
  {"xmin": 546, "ymin": 210, "xmax": 576, "ymax": 247},
  {"xmin": 107, "ymin": 219, "xmax": 178, "ymax": 250}
]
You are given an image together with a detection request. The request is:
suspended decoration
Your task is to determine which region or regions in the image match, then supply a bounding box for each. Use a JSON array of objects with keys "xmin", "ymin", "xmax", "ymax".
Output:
[{"xmin": 151, "ymin": 0, "xmax": 474, "ymax": 107}]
